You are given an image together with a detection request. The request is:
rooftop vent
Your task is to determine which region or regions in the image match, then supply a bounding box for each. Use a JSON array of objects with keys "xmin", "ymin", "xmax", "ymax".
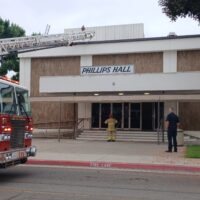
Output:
[{"xmin": 168, "ymin": 32, "xmax": 177, "ymax": 37}]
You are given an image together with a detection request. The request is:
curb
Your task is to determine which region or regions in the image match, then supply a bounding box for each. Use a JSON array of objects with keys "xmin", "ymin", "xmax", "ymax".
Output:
[{"xmin": 27, "ymin": 159, "xmax": 200, "ymax": 173}]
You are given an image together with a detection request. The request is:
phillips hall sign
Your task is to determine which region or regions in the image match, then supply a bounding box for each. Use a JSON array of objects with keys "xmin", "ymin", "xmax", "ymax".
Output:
[{"xmin": 80, "ymin": 65, "xmax": 134, "ymax": 76}]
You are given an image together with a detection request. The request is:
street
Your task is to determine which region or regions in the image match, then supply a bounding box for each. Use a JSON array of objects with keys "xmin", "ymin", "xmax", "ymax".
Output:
[{"xmin": 0, "ymin": 165, "xmax": 200, "ymax": 200}]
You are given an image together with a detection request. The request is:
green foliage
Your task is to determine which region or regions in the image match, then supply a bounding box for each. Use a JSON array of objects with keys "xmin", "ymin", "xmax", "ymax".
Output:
[
  {"xmin": 159, "ymin": 0, "xmax": 200, "ymax": 22},
  {"xmin": 0, "ymin": 18, "xmax": 25, "ymax": 38},
  {"xmin": 0, "ymin": 54, "xmax": 19, "ymax": 79},
  {"xmin": 31, "ymin": 32, "xmax": 41, "ymax": 36},
  {"xmin": 186, "ymin": 145, "xmax": 200, "ymax": 158},
  {"xmin": 0, "ymin": 17, "xmax": 25, "ymax": 80}
]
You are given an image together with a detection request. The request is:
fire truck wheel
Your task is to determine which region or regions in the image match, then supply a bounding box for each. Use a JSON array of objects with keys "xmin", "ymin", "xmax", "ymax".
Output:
[{"xmin": 21, "ymin": 158, "xmax": 28, "ymax": 164}]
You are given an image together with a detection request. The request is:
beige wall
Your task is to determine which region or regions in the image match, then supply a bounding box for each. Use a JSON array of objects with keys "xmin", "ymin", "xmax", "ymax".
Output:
[
  {"xmin": 93, "ymin": 53, "xmax": 163, "ymax": 73},
  {"xmin": 31, "ymin": 53, "xmax": 163, "ymax": 97},
  {"xmin": 164, "ymin": 101, "xmax": 200, "ymax": 131},
  {"xmin": 31, "ymin": 57, "xmax": 80, "ymax": 126},
  {"xmin": 179, "ymin": 102, "xmax": 200, "ymax": 131},
  {"xmin": 31, "ymin": 101, "xmax": 75, "ymax": 128},
  {"xmin": 177, "ymin": 50, "xmax": 200, "ymax": 72},
  {"xmin": 31, "ymin": 57, "xmax": 80, "ymax": 97},
  {"xmin": 164, "ymin": 101, "xmax": 178, "ymax": 120}
]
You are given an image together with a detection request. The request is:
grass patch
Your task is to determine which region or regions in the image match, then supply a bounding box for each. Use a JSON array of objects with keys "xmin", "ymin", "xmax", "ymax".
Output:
[{"xmin": 186, "ymin": 145, "xmax": 200, "ymax": 158}]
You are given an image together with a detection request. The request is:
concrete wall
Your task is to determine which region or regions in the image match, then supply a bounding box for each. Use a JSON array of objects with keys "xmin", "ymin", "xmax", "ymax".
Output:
[
  {"xmin": 40, "ymin": 72, "xmax": 200, "ymax": 93},
  {"xmin": 64, "ymin": 24, "xmax": 144, "ymax": 41}
]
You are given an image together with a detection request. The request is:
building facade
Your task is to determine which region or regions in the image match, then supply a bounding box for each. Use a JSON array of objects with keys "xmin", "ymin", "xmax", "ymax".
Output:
[{"xmin": 19, "ymin": 24, "xmax": 200, "ymax": 131}]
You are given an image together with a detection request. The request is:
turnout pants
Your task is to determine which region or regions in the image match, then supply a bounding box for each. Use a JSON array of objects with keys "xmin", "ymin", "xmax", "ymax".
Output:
[
  {"xmin": 167, "ymin": 130, "xmax": 177, "ymax": 151},
  {"xmin": 107, "ymin": 131, "xmax": 116, "ymax": 141}
]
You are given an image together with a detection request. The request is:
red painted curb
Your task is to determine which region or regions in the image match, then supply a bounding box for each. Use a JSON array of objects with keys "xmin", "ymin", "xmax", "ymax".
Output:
[{"xmin": 27, "ymin": 159, "xmax": 200, "ymax": 173}]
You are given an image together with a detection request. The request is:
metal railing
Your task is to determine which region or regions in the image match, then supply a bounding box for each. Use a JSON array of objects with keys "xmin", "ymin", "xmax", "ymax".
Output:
[
  {"xmin": 33, "ymin": 121, "xmax": 75, "ymax": 141},
  {"xmin": 33, "ymin": 118, "xmax": 91, "ymax": 141},
  {"xmin": 157, "ymin": 119, "xmax": 165, "ymax": 144}
]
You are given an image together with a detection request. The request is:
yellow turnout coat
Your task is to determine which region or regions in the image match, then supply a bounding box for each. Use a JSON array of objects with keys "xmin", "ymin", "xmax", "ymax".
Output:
[{"xmin": 105, "ymin": 118, "xmax": 118, "ymax": 132}]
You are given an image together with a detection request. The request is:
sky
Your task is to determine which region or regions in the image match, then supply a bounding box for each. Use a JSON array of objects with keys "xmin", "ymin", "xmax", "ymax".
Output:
[{"xmin": 0, "ymin": 0, "xmax": 200, "ymax": 37}]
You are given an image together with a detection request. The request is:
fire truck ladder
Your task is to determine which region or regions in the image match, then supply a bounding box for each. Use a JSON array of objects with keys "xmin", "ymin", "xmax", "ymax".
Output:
[{"xmin": 0, "ymin": 31, "xmax": 95, "ymax": 56}]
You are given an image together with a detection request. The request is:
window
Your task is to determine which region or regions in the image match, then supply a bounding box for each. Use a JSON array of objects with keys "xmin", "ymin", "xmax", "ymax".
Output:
[
  {"xmin": 16, "ymin": 88, "xmax": 31, "ymax": 116},
  {"xmin": 0, "ymin": 83, "xmax": 17, "ymax": 115}
]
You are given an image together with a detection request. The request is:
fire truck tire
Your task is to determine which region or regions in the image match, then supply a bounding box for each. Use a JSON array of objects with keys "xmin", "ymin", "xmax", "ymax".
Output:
[{"xmin": 20, "ymin": 158, "xmax": 28, "ymax": 164}]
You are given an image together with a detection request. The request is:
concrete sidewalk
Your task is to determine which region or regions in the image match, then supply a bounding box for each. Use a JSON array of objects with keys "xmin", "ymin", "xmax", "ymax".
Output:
[{"xmin": 28, "ymin": 138, "xmax": 200, "ymax": 173}]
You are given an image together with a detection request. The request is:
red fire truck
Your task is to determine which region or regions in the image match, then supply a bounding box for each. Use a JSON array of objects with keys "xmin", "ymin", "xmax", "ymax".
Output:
[
  {"xmin": 0, "ymin": 77, "xmax": 36, "ymax": 168},
  {"xmin": 0, "ymin": 28, "xmax": 94, "ymax": 168}
]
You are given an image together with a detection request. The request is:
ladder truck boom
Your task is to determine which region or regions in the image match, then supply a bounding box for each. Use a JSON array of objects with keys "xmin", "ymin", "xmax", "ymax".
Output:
[{"xmin": 0, "ymin": 30, "xmax": 95, "ymax": 56}]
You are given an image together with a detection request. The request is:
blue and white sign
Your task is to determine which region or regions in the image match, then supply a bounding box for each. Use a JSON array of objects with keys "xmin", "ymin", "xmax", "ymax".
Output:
[{"xmin": 81, "ymin": 65, "xmax": 134, "ymax": 76}]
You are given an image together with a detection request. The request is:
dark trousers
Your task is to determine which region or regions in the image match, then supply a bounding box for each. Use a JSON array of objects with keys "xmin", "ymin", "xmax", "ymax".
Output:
[{"xmin": 167, "ymin": 130, "xmax": 177, "ymax": 151}]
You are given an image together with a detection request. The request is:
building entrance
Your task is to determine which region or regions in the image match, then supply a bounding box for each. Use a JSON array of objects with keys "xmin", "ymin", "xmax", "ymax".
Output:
[
  {"xmin": 91, "ymin": 102, "xmax": 164, "ymax": 131},
  {"xmin": 142, "ymin": 103, "xmax": 153, "ymax": 130}
]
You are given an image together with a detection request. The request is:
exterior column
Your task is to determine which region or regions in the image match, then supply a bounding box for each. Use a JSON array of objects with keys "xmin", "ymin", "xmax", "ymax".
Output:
[
  {"xmin": 163, "ymin": 51, "xmax": 178, "ymax": 125},
  {"xmin": 78, "ymin": 55, "xmax": 93, "ymax": 130},
  {"xmin": 80, "ymin": 55, "xmax": 92, "ymax": 66},
  {"xmin": 78, "ymin": 103, "xmax": 91, "ymax": 129},
  {"xmin": 19, "ymin": 58, "xmax": 31, "ymax": 92},
  {"xmin": 163, "ymin": 51, "xmax": 177, "ymax": 73}
]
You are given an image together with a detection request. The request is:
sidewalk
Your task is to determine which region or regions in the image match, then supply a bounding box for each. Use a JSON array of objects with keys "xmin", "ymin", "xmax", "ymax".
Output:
[{"xmin": 28, "ymin": 138, "xmax": 200, "ymax": 173}]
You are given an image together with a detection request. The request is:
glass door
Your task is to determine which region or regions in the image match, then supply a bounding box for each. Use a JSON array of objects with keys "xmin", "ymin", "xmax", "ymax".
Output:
[
  {"xmin": 130, "ymin": 103, "xmax": 141, "ymax": 129},
  {"xmin": 123, "ymin": 103, "xmax": 129, "ymax": 129},
  {"xmin": 101, "ymin": 103, "xmax": 111, "ymax": 128},
  {"xmin": 91, "ymin": 102, "xmax": 142, "ymax": 130},
  {"xmin": 154, "ymin": 102, "xmax": 164, "ymax": 130},
  {"xmin": 113, "ymin": 103, "xmax": 122, "ymax": 128},
  {"xmin": 91, "ymin": 103, "xmax": 100, "ymax": 128},
  {"xmin": 142, "ymin": 103, "xmax": 153, "ymax": 131}
]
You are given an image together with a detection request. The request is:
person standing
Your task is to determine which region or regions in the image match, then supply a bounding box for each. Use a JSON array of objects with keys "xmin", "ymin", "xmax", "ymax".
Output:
[
  {"xmin": 165, "ymin": 107, "xmax": 180, "ymax": 152},
  {"xmin": 104, "ymin": 113, "xmax": 118, "ymax": 142}
]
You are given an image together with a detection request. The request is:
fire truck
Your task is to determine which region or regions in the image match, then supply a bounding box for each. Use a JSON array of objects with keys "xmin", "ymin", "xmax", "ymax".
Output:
[{"xmin": 0, "ymin": 28, "xmax": 94, "ymax": 168}]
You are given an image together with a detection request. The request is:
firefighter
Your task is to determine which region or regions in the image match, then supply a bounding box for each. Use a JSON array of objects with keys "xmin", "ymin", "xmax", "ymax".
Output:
[{"xmin": 104, "ymin": 113, "xmax": 118, "ymax": 142}]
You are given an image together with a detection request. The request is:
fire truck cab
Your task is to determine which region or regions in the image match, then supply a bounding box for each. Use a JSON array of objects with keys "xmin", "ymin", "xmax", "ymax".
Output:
[{"xmin": 0, "ymin": 77, "xmax": 36, "ymax": 168}]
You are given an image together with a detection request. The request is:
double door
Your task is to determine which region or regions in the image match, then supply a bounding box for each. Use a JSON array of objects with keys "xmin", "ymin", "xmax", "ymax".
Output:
[{"xmin": 91, "ymin": 102, "xmax": 164, "ymax": 130}]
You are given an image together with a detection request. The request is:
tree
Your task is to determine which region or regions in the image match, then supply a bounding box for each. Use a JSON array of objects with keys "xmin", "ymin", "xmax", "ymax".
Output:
[
  {"xmin": 0, "ymin": 17, "xmax": 25, "ymax": 80},
  {"xmin": 159, "ymin": 0, "xmax": 200, "ymax": 22}
]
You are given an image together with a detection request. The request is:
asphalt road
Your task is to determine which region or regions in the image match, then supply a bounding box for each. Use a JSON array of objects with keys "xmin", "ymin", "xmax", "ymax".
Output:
[{"xmin": 0, "ymin": 165, "xmax": 200, "ymax": 200}]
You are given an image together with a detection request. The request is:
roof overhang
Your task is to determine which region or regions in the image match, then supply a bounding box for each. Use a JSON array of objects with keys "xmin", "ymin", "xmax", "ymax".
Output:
[
  {"xmin": 30, "ymin": 94, "xmax": 200, "ymax": 103},
  {"xmin": 18, "ymin": 35, "xmax": 200, "ymax": 58}
]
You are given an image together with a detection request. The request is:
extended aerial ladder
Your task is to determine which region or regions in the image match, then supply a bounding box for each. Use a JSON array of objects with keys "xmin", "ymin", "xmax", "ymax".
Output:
[{"xmin": 0, "ymin": 29, "xmax": 95, "ymax": 57}]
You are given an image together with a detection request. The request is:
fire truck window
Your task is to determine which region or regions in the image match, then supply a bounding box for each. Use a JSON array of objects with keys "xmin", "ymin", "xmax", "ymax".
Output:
[
  {"xmin": 17, "ymin": 93, "xmax": 25, "ymax": 105},
  {"xmin": 0, "ymin": 83, "xmax": 17, "ymax": 115},
  {"xmin": 16, "ymin": 88, "xmax": 31, "ymax": 116}
]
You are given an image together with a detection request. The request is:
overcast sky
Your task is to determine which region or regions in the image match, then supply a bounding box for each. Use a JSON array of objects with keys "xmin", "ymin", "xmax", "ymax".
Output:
[{"xmin": 1, "ymin": 0, "xmax": 200, "ymax": 37}]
